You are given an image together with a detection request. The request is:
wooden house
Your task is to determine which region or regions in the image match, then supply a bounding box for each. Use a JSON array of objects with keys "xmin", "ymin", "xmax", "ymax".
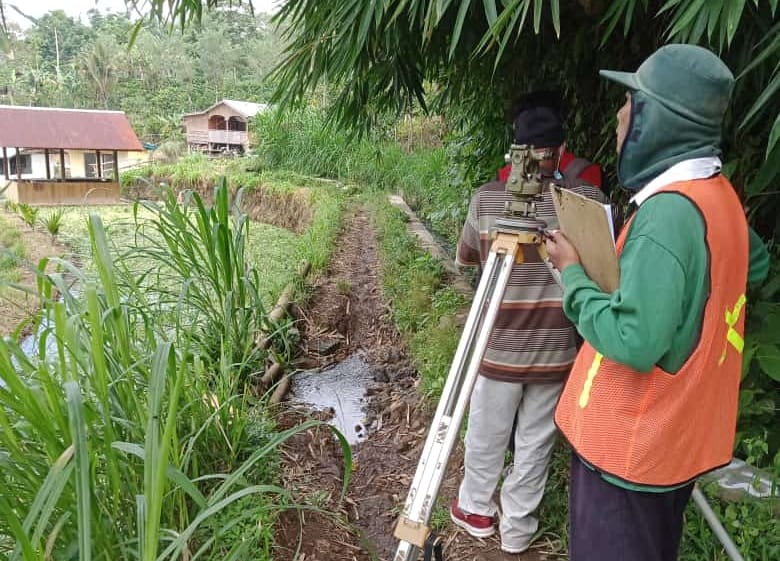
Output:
[
  {"xmin": 0, "ymin": 105, "xmax": 146, "ymax": 205},
  {"xmin": 182, "ymin": 99, "xmax": 268, "ymax": 154}
]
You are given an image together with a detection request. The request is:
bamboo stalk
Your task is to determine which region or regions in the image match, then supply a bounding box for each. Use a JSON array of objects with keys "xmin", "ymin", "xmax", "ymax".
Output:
[
  {"xmin": 260, "ymin": 361, "xmax": 283, "ymax": 386},
  {"xmin": 256, "ymin": 260, "xmax": 311, "ymax": 350},
  {"xmin": 269, "ymin": 374, "xmax": 291, "ymax": 405}
]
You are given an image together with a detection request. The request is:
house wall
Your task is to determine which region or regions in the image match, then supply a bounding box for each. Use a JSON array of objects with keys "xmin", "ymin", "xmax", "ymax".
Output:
[
  {"xmin": 1, "ymin": 149, "xmax": 147, "ymax": 180},
  {"xmin": 6, "ymin": 179, "xmax": 121, "ymax": 205}
]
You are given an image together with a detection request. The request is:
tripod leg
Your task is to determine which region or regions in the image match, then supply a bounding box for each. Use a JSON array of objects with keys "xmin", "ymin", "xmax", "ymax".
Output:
[
  {"xmin": 394, "ymin": 244, "xmax": 518, "ymax": 561},
  {"xmin": 691, "ymin": 486, "xmax": 745, "ymax": 561}
]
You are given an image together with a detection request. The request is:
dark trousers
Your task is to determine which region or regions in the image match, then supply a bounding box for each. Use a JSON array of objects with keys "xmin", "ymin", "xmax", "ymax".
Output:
[{"xmin": 569, "ymin": 453, "xmax": 694, "ymax": 561}]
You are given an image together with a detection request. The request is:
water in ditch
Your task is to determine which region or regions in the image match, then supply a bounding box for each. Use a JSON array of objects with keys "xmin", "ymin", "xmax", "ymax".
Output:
[{"xmin": 289, "ymin": 353, "xmax": 374, "ymax": 445}]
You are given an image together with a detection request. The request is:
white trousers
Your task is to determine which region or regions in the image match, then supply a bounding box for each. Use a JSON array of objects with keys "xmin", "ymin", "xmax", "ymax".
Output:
[{"xmin": 458, "ymin": 376, "xmax": 563, "ymax": 551}]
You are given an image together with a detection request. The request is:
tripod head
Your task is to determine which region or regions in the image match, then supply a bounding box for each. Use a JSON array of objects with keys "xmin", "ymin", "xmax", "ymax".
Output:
[{"xmin": 500, "ymin": 143, "xmax": 553, "ymax": 231}]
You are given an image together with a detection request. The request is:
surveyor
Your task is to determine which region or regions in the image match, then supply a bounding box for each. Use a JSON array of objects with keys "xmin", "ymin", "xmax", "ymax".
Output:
[
  {"xmin": 496, "ymin": 92, "xmax": 603, "ymax": 191},
  {"xmin": 546, "ymin": 44, "xmax": 770, "ymax": 561},
  {"xmin": 450, "ymin": 92, "xmax": 605, "ymax": 554}
]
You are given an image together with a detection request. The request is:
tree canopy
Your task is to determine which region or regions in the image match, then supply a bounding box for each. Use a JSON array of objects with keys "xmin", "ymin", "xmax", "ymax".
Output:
[
  {"xmin": 121, "ymin": 1, "xmax": 777, "ymax": 210},
  {"xmin": 0, "ymin": 4, "xmax": 281, "ymax": 138},
  {"xmin": 1, "ymin": 0, "xmax": 777, "ymax": 223}
]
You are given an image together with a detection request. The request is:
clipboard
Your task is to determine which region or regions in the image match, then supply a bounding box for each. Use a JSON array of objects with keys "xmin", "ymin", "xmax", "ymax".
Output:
[{"xmin": 551, "ymin": 185, "xmax": 620, "ymax": 293}]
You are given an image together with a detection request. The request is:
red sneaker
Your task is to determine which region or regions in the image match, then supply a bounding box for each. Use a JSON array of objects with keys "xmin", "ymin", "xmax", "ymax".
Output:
[{"xmin": 450, "ymin": 499, "xmax": 496, "ymax": 538}]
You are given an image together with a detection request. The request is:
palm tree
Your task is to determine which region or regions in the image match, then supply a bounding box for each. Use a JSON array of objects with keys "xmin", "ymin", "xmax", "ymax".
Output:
[{"xmin": 82, "ymin": 38, "xmax": 116, "ymax": 107}]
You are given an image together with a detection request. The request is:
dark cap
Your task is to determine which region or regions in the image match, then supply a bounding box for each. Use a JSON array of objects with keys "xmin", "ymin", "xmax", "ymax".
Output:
[{"xmin": 513, "ymin": 105, "xmax": 565, "ymax": 147}]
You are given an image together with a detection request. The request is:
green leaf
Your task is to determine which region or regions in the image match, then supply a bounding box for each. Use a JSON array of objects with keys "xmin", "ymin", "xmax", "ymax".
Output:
[
  {"xmin": 725, "ymin": 0, "xmax": 747, "ymax": 46},
  {"xmin": 356, "ymin": 0, "xmax": 377, "ymax": 52},
  {"xmin": 767, "ymin": 112, "xmax": 780, "ymax": 158},
  {"xmin": 740, "ymin": 69, "xmax": 780, "ymax": 128},
  {"xmin": 756, "ymin": 344, "xmax": 780, "ymax": 382},
  {"xmin": 493, "ymin": 0, "xmax": 528, "ymax": 67},
  {"xmin": 706, "ymin": 0, "xmax": 724, "ymax": 41},
  {"xmin": 550, "ymin": 0, "xmax": 560, "ymax": 38},
  {"xmin": 483, "ymin": 0, "xmax": 498, "ymax": 25},
  {"xmin": 65, "ymin": 381, "xmax": 91, "ymax": 561},
  {"xmin": 599, "ymin": 0, "xmax": 627, "ymax": 45},
  {"xmin": 658, "ymin": 0, "xmax": 687, "ymax": 16},
  {"xmin": 737, "ymin": 23, "xmax": 780, "ymax": 78},
  {"xmin": 112, "ymin": 442, "xmax": 208, "ymax": 508},
  {"xmin": 666, "ymin": 0, "xmax": 707, "ymax": 39},
  {"xmin": 449, "ymin": 0, "xmax": 473, "ymax": 60},
  {"xmin": 622, "ymin": 0, "xmax": 637, "ymax": 37},
  {"xmin": 533, "ymin": 0, "xmax": 542, "ymax": 34},
  {"xmin": 128, "ymin": 20, "xmax": 144, "ymax": 49},
  {"xmin": 22, "ymin": 446, "xmax": 75, "ymax": 554}
]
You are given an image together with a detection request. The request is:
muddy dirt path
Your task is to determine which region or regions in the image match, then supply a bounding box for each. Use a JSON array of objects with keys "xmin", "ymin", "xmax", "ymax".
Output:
[{"xmin": 274, "ymin": 206, "xmax": 550, "ymax": 561}]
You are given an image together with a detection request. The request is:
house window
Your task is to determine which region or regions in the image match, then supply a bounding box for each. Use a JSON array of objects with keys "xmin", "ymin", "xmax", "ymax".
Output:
[
  {"xmin": 85, "ymin": 152, "xmax": 115, "ymax": 178},
  {"xmin": 208, "ymin": 115, "xmax": 227, "ymax": 130},
  {"xmin": 228, "ymin": 117, "xmax": 247, "ymax": 132},
  {"xmin": 8, "ymin": 154, "xmax": 32, "ymax": 175}
]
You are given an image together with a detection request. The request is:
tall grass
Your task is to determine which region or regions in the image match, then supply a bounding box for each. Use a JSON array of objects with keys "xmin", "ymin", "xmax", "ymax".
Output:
[
  {"xmin": 128, "ymin": 181, "xmax": 270, "ymax": 382},
  {"xmin": 0, "ymin": 180, "xmax": 351, "ymax": 561},
  {"xmin": 0, "ymin": 213, "xmax": 25, "ymax": 282},
  {"xmin": 252, "ymin": 107, "xmax": 469, "ymax": 244}
]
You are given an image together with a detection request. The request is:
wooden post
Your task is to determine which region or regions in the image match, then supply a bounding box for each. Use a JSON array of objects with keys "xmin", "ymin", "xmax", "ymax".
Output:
[
  {"xmin": 96, "ymin": 150, "xmax": 102, "ymax": 178},
  {"xmin": 2, "ymin": 147, "xmax": 8, "ymax": 180},
  {"xmin": 113, "ymin": 150, "xmax": 119, "ymax": 183},
  {"xmin": 59, "ymin": 149, "xmax": 66, "ymax": 181},
  {"xmin": 44, "ymin": 149, "xmax": 51, "ymax": 179},
  {"xmin": 15, "ymin": 148, "xmax": 21, "ymax": 180}
]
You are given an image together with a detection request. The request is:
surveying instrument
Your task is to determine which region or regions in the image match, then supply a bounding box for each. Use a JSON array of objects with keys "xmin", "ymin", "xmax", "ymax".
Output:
[{"xmin": 392, "ymin": 144, "xmax": 553, "ymax": 561}]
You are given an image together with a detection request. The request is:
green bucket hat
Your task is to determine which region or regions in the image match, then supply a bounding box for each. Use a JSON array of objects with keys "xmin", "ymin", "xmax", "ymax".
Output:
[{"xmin": 600, "ymin": 44, "xmax": 734, "ymax": 126}]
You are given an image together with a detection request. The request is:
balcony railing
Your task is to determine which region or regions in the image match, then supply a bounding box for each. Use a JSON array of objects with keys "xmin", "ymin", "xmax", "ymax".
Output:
[{"xmin": 186, "ymin": 129, "xmax": 248, "ymax": 145}]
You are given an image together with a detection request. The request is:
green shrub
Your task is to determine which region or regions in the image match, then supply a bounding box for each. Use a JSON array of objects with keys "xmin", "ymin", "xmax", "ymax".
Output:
[
  {"xmin": 0, "ymin": 213, "xmax": 25, "ymax": 281},
  {"xmin": 17, "ymin": 203, "xmax": 39, "ymax": 230},
  {"xmin": 39, "ymin": 208, "xmax": 66, "ymax": 240}
]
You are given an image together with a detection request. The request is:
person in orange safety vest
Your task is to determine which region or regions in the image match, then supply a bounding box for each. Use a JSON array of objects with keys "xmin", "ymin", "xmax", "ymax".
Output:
[{"xmin": 545, "ymin": 44, "xmax": 769, "ymax": 561}]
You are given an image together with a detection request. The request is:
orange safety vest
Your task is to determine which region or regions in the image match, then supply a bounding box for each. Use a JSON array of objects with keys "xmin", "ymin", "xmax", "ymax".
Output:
[{"xmin": 555, "ymin": 176, "xmax": 749, "ymax": 487}]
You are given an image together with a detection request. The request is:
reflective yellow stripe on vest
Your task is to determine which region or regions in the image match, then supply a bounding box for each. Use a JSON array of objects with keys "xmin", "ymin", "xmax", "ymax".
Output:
[
  {"xmin": 578, "ymin": 352, "xmax": 603, "ymax": 408},
  {"xmin": 719, "ymin": 294, "xmax": 746, "ymax": 365}
]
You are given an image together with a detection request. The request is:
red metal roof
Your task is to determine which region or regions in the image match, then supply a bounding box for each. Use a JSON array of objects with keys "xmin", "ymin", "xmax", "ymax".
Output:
[{"xmin": 0, "ymin": 105, "xmax": 144, "ymax": 151}]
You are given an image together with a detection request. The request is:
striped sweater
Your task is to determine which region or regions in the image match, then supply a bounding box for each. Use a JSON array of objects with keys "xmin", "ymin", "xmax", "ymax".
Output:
[{"xmin": 457, "ymin": 171, "xmax": 604, "ymax": 383}]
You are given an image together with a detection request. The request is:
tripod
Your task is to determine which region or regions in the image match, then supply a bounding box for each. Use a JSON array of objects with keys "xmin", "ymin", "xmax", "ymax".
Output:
[
  {"xmin": 393, "ymin": 143, "xmax": 552, "ymax": 561},
  {"xmin": 393, "ymin": 222, "xmax": 546, "ymax": 561}
]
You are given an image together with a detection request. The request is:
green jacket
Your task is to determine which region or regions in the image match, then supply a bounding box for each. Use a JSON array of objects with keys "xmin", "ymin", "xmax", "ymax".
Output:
[{"xmin": 563, "ymin": 61, "xmax": 770, "ymax": 491}]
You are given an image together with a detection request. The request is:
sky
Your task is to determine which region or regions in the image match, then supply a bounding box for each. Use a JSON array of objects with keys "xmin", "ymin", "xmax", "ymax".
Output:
[{"xmin": 4, "ymin": 0, "xmax": 280, "ymax": 29}]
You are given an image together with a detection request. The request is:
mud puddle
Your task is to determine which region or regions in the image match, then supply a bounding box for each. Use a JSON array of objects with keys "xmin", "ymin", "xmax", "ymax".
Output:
[{"xmin": 290, "ymin": 354, "xmax": 374, "ymax": 445}]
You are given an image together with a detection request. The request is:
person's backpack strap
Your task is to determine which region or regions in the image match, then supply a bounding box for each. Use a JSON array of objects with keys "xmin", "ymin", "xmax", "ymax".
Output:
[{"xmin": 560, "ymin": 157, "xmax": 593, "ymax": 189}]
